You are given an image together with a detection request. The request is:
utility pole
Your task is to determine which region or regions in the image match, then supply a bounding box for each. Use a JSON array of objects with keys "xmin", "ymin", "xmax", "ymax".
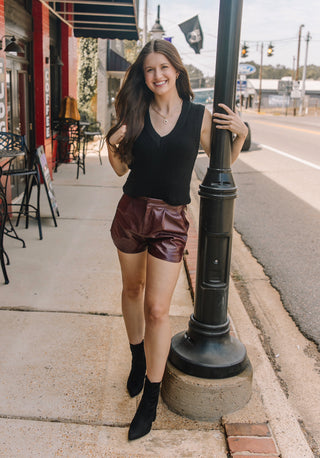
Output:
[
  {"xmin": 299, "ymin": 32, "xmax": 311, "ymax": 116},
  {"xmin": 257, "ymin": 42, "xmax": 263, "ymax": 113},
  {"xmin": 292, "ymin": 56, "xmax": 296, "ymax": 80},
  {"xmin": 293, "ymin": 24, "xmax": 304, "ymax": 116},
  {"xmin": 295, "ymin": 24, "xmax": 305, "ymax": 81},
  {"xmin": 143, "ymin": 0, "xmax": 148, "ymax": 45}
]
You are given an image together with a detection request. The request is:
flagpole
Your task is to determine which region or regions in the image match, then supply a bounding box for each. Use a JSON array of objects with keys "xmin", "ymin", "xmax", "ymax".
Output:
[{"xmin": 143, "ymin": 0, "xmax": 147, "ymax": 45}]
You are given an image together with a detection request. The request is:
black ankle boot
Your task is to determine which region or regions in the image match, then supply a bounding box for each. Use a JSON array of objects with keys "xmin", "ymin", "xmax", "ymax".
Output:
[
  {"xmin": 127, "ymin": 341, "xmax": 146, "ymax": 397},
  {"xmin": 128, "ymin": 376, "xmax": 160, "ymax": 441}
]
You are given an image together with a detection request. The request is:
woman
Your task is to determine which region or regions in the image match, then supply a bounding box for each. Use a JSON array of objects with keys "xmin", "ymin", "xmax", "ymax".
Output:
[{"xmin": 106, "ymin": 39, "xmax": 248, "ymax": 441}]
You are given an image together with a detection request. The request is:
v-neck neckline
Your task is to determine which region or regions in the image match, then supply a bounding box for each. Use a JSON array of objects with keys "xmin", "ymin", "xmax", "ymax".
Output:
[{"xmin": 147, "ymin": 100, "xmax": 187, "ymax": 141}]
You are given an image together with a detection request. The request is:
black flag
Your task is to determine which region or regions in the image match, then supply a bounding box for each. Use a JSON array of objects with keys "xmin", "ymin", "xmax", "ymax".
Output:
[{"xmin": 178, "ymin": 15, "xmax": 203, "ymax": 54}]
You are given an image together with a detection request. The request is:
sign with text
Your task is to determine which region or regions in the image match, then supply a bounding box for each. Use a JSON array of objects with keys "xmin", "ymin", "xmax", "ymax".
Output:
[
  {"xmin": 238, "ymin": 64, "xmax": 256, "ymax": 75},
  {"xmin": 278, "ymin": 80, "xmax": 293, "ymax": 94},
  {"xmin": 237, "ymin": 79, "xmax": 247, "ymax": 89},
  {"xmin": 0, "ymin": 58, "xmax": 6, "ymax": 132},
  {"xmin": 44, "ymin": 68, "xmax": 50, "ymax": 138}
]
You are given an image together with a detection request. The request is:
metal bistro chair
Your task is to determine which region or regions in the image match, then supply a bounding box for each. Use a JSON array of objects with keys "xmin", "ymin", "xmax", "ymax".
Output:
[
  {"xmin": 81, "ymin": 121, "xmax": 104, "ymax": 169},
  {"xmin": 0, "ymin": 185, "xmax": 9, "ymax": 284},
  {"xmin": 0, "ymin": 132, "xmax": 42, "ymax": 241},
  {"xmin": 52, "ymin": 118, "xmax": 83, "ymax": 178}
]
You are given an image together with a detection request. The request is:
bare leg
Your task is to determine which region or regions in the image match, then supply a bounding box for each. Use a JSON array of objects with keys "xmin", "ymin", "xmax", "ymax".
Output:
[
  {"xmin": 128, "ymin": 254, "xmax": 182, "ymax": 440},
  {"xmin": 117, "ymin": 250, "xmax": 147, "ymax": 345},
  {"xmin": 144, "ymin": 254, "xmax": 182, "ymax": 383}
]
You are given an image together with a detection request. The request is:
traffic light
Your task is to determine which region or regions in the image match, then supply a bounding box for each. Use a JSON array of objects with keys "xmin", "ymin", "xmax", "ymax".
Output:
[
  {"xmin": 241, "ymin": 43, "xmax": 249, "ymax": 58},
  {"xmin": 267, "ymin": 43, "xmax": 274, "ymax": 57}
]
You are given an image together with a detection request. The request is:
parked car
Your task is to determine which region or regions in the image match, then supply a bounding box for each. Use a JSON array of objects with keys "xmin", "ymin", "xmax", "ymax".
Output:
[
  {"xmin": 193, "ymin": 88, "xmax": 251, "ymax": 151},
  {"xmin": 193, "ymin": 87, "xmax": 214, "ymax": 112}
]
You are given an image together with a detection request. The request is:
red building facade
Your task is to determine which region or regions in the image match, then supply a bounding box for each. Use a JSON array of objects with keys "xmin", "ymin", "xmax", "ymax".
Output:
[
  {"xmin": 1, "ymin": 0, "xmax": 138, "ymax": 199},
  {"xmin": 0, "ymin": 0, "xmax": 78, "ymax": 192}
]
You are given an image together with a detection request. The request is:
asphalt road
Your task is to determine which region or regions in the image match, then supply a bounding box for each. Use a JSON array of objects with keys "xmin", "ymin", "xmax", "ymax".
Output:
[{"xmin": 195, "ymin": 111, "xmax": 320, "ymax": 348}]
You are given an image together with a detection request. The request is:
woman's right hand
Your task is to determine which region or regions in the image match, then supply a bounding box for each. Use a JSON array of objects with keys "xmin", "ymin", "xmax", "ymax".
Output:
[{"xmin": 109, "ymin": 124, "xmax": 127, "ymax": 147}]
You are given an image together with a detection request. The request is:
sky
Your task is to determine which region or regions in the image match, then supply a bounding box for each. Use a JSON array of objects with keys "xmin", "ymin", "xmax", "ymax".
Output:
[{"xmin": 138, "ymin": 0, "xmax": 320, "ymax": 77}]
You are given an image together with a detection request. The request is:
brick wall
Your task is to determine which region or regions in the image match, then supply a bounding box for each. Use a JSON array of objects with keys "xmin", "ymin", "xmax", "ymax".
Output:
[
  {"xmin": 33, "ymin": 0, "xmax": 53, "ymax": 176},
  {"xmin": 61, "ymin": 4, "xmax": 78, "ymax": 100}
]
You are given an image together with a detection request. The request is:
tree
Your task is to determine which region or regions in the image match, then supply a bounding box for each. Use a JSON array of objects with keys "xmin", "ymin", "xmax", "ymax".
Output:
[
  {"xmin": 123, "ymin": 31, "xmax": 144, "ymax": 64},
  {"xmin": 306, "ymin": 65, "xmax": 320, "ymax": 80},
  {"xmin": 77, "ymin": 38, "xmax": 98, "ymax": 121},
  {"xmin": 185, "ymin": 64, "xmax": 205, "ymax": 88}
]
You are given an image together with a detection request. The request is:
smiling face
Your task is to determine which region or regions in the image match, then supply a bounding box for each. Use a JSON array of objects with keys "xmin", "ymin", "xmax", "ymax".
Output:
[{"xmin": 143, "ymin": 52, "xmax": 179, "ymax": 97}]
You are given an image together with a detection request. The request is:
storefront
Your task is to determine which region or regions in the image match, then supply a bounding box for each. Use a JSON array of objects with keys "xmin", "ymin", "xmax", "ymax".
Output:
[{"xmin": 0, "ymin": 0, "xmax": 138, "ymax": 200}]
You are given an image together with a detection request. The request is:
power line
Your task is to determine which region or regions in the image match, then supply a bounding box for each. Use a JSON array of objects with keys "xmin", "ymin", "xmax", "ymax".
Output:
[
  {"xmin": 241, "ymin": 36, "xmax": 297, "ymax": 46},
  {"xmin": 180, "ymin": 49, "xmax": 216, "ymax": 55}
]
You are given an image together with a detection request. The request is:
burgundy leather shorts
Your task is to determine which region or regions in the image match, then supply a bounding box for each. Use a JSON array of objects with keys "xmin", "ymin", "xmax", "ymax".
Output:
[{"xmin": 110, "ymin": 194, "xmax": 189, "ymax": 263}]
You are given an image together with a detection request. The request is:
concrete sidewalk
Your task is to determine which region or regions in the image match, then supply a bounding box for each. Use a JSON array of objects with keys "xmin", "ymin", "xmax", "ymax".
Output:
[{"xmin": 0, "ymin": 148, "xmax": 314, "ymax": 457}]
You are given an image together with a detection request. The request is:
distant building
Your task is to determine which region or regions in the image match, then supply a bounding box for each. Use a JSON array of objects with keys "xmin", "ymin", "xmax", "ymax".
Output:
[
  {"xmin": 97, "ymin": 39, "xmax": 131, "ymax": 134},
  {"xmin": 247, "ymin": 79, "xmax": 320, "ymax": 110}
]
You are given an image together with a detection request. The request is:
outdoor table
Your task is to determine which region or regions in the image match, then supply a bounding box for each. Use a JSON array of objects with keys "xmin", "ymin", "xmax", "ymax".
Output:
[
  {"xmin": 82, "ymin": 124, "xmax": 103, "ymax": 166},
  {"xmin": 52, "ymin": 119, "xmax": 83, "ymax": 177}
]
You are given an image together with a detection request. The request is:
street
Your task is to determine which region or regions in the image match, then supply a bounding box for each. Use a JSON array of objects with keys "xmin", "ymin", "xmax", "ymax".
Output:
[{"xmin": 195, "ymin": 111, "xmax": 320, "ymax": 347}]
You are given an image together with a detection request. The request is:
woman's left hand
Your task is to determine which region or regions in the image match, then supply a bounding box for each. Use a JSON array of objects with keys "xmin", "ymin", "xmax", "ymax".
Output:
[{"xmin": 213, "ymin": 103, "xmax": 248, "ymax": 139}]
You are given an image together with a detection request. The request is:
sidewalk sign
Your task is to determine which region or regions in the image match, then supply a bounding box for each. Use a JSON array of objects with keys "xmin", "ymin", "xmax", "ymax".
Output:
[{"xmin": 36, "ymin": 145, "xmax": 59, "ymax": 226}]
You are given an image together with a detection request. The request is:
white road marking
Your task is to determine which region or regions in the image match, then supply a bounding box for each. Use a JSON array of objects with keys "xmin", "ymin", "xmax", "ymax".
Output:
[{"xmin": 260, "ymin": 144, "xmax": 320, "ymax": 171}]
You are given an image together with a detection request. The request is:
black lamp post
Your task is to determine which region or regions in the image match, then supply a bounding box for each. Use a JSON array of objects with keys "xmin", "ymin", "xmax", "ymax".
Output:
[
  {"xmin": 150, "ymin": 5, "xmax": 165, "ymax": 40},
  {"xmin": 169, "ymin": 0, "xmax": 250, "ymax": 378}
]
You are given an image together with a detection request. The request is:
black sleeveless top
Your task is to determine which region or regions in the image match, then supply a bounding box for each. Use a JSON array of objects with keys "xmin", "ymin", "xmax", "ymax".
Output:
[{"xmin": 123, "ymin": 100, "xmax": 205, "ymax": 205}]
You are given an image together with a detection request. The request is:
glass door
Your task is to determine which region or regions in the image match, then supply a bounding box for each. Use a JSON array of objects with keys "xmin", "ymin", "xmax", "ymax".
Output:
[{"xmin": 6, "ymin": 59, "xmax": 29, "ymax": 138}]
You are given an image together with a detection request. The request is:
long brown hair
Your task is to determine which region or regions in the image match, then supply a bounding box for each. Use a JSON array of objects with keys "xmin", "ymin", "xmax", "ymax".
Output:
[{"xmin": 106, "ymin": 39, "xmax": 194, "ymax": 164}]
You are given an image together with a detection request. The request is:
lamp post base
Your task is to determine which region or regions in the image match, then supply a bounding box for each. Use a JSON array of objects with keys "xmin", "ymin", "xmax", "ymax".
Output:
[
  {"xmin": 169, "ymin": 314, "xmax": 249, "ymax": 379},
  {"xmin": 162, "ymin": 359, "xmax": 253, "ymax": 421}
]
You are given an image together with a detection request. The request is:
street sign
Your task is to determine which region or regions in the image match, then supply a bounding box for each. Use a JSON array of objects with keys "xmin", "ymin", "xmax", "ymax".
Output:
[
  {"xmin": 278, "ymin": 80, "xmax": 293, "ymax": 94},
  {"xmin": 238, "ymin": 64, "xmax": 256, "ymax": 75},
  {"xmin": 237, "ymin": 80, "xmax": 247, "ymax": 89},
  {"xmin": 291, "ymin": 81, "xmax": 301, "ymax": 99},
  {"xmin": 291, "ymin": 89, "xmax": 301, "ymax": 99}
]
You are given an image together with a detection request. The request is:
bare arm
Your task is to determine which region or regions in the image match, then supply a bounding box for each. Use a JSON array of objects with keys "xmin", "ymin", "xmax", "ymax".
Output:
[
  {"xmin": 200, "ymin": 104, "xmax": 248, "ymax": 164},
  {"xmin": 199, "ymin": 108, "xmax": 212, "ymax": 156},
  {"xmin": 107, "ymin": 125, "xmax": 129, "ymax": 176}
]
